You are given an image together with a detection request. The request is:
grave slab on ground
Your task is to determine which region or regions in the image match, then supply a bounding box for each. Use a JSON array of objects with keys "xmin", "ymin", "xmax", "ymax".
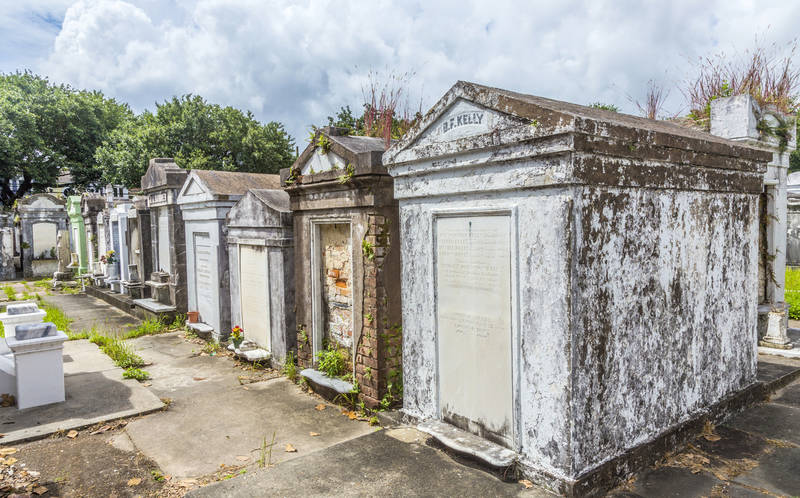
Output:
[
  {"xmin": 123, "ymin": 332, "xmax": 374, "ymax": 478},
  {"xmin": 0, "ymin": 339, "xmax": 163, "ymax": 444}
]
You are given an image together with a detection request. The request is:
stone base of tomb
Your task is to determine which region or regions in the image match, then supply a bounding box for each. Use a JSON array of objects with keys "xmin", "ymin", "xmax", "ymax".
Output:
[
  {"xmin": 52, "ymin": 271, "xmax": 73, "ymax": 282},
  {"xmin": 408, "ymin": 379, "xmax": 782, "ymax": 496},
  {"xmin": 759, "ymin": 328, "xmax": 800, "ymax": 358},
  {"xmin": 300, "ymin": 368, "xmax": 355, "ymax": 402},
  {"xmin": 227, "ymin": 341, "xmax": 270, "ymax": 363},
  {"xmin": 123, "ymin": 282, "xmax": 146, "ymax": 300},
  {"xmin": 85, "ymin": 285, "xmax": 140, "ymax": 317},
  {"xmin": 132, "ymin": 298, "xmax": 178, "ymax": 323},
  {"xmin": 186, "ymin": 322, "xmax": 214, "ymax": 340}
]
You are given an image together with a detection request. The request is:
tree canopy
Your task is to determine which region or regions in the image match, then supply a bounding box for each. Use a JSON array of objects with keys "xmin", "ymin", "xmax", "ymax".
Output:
[
  {"xmin": 96, "ymin": 95, "xmax": 295, "ymax": 187},
  {"xmin": 0, "ymin": 72, "xmax": 131, "ymax": 207}
]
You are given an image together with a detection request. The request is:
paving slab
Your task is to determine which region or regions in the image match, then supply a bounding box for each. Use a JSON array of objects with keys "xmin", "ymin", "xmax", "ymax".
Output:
[
  {"xmin": 691, "ymin": 425, "xmax": 770, "ymax": 461},
  {"xmin": 41, "ymin": 293, "xmax": 140, "ymax": 335},
  {"xmin": 732, "ymin": 446, "xmax": 800, "ymax": 496},
  {"xmin": 725, "ymin": 403, "xmax": 800, "ymax": 445},
  {"xmin": 770, "ymin": 381, "xmax": 800, "ymax": 408},
  {"xmin": 611, "ymin": 466, "xmax": 720, "ymax": 498},
  {"xmin": 187, "ymin": 428, "xmax": 552, "ymax": 497},
  {"xmin": 123, "ymin": 332, "xmax": 374, "ymax": 478},
  {"xmin": 0, "ymin": 339, "xmax": 163, "ymax": 444}
]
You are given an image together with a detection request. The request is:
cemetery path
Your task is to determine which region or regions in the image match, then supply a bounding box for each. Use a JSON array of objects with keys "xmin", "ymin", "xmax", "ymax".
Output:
[
  {"xmin": 611, "ymin": 355, "xmax": 800, "ymax": 497},
  {"xmin": 40, "ymin": 292, "xmax": 140, "ymax": 336},
  {"xmin": 122, "ymin": 332, "xmax": 375, "ymax": 479}
]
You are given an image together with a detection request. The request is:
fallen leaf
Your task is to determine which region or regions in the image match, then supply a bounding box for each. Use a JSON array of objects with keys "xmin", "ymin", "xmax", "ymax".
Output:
[
  {"xmin": 4, "ymin": 457, "xmax": 16, "ymax": 466},
  {"xmin": 242, "ymin": 386, "xmax": 249, "ymax": 390},
  {"xmin": 193, "ymin": 377, "xmax": 206, "ymax": 381},
  {"xmin": 703, "ymin": 434, "xmax": 721, "ymax": 442},
  {"xmin": 142, "ymin": 382, "xmax": 152, "ymax": 387},
  {"xmin": 519, "ymin": 479, "xmax": 533, "ymax": 489},
  {"xmin": 90, "ymin": 425, "xmax": 111, "ymax": 435},
  {"xmin": 67, "ymin": 430, "xmax": 78, "ymax": 439},
  {"xmin": 33, "ymin": 486, "xmax": 48, "ymax": 495},
  {"xmin": 285, "ymin": 443, "xmax": 297, "ymax": 453},
  {"xmin": 177, "ymin": 478, "xmax": 197, "ymax": 488},
  {"xmin": 314, "ymin": 404, "xmax": 326, "ymax": 411},
  {"xmin": 0, "ymin": 433, "xmax": 5, "ymax": 438},
  {"xmin": 236, "ymin": 456, "xmax": 249, "ymax": 461},
  {"xmin": 347, "ymin": 411, "xmax": 357, "ymax": 420},
  {"xmin": 309, "ymin": 432, "xmax": 320, "ymax": 437},
  {"xmin": 127, "ymin": 477, "xmax": 141, "ymax": 486},
  {"xmin": 0, "ymin": 448, "xmax": 16, "ymax": 456}
]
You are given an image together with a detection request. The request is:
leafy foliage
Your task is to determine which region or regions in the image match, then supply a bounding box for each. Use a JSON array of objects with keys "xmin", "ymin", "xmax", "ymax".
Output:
[
  {"xmin": 0, "ymin": 71, "xmax": 131, "ymax": 206},
  {"xmin": 684, "ymin": 38, "xmax": 800, "ymax": 126},
  {"xmin": 123, "ymin": 368, "xmax": 150, "ymax": 381},
  {"xmin": 316, "ymin": 343, "xmax": 348, "ymax": 378},
  {"xmin": 589, "ymin": 102, "xmax": 620, "ymax": 112},
  {"xmin": 96, "ymin": 95, "xmax": 295, "ymax": 187}
]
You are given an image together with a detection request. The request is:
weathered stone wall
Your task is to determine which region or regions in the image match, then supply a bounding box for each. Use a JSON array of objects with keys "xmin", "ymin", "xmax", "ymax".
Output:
[{"xmin": 569, "ymin": 186, "xmax": 759, "ymax": 475}]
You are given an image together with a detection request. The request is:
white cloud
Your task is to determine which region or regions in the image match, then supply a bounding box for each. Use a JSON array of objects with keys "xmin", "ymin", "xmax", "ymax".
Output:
[{"xmin": 4, "ymin": 0, "xmax": 799, "ymax": 142}]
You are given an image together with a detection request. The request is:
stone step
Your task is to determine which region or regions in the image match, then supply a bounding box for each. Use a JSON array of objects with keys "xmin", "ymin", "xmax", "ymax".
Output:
[
  {"xmin": 417, "ymin": 419, "xmax": 517, "ymax": 468},
  {"xmin": 300, "ymin": 368, "xmax": 354, "ymax": 395}
]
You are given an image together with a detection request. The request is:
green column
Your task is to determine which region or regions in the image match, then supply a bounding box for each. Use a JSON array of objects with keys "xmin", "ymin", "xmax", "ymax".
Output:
[{"xmin": 67, "ymin": 195, "xmax": 88, "ymax": 275}]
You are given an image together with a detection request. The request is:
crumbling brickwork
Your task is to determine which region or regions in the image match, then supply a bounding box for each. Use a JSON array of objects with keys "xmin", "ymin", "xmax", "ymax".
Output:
[{"xmin": 356, "ymin": 214, "xmax": 403, "ymax": 407}]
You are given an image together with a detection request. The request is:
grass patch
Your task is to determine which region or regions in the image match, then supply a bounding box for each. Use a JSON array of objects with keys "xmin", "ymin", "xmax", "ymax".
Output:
[
  {"xmin": 202, "ymin": 341, "xmax": 221, "ymax": 355},
  {"xmin": 786, "ymin": 268, "xmax": 800, "ymax": 319},
  {"xmin": 89, "ymin": 330, "xmax": 146, "ymax": 369},
  {"xmin": 123, "ymin": 317, "xmax": 168, "ymax": 339},
  {"xmin": 33, "ymin": 278, "xmax": 51, "ymax": 288},
  {"xmin": 282, "ymin": 351, "xmax": 297, "ymax": 381},
  {"xmin": 169, "ymin": 313, "xmax": 186, "ymax": 331},
  {"xmin": 123, "ymin": 368, "xmax": 150, "ymax": 381},
  {"xmin": 60, "ymin": 286, "xmax": 81, "ymax": 295},
  {"xmin": 3, "ymin": 286, "xmax": 16, "ymax": 301},
  {"xmin": 43, "ymin": 303, "xmax": 75, "ymax": 337}
]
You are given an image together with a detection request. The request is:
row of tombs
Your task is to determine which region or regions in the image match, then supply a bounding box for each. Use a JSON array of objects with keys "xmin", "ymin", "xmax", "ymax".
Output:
[{"xmin": 2, "ymin": 82, "xmax": 799, "ymax": 494}]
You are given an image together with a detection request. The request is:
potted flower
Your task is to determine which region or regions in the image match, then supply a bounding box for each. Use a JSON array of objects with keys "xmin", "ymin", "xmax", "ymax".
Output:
[
  {"xmin": 230, "ymin": 326, "xmax": 244, "ymax": 349},
  {"xmin": 103, "ymin": 250, "xmax": 119, "ymax": 279}
]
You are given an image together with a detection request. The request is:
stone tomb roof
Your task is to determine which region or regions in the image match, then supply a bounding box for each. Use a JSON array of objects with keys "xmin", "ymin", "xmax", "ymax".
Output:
[
  {"xmin": 80, "ymin": 194, "xmax": 106, "ymax": 217},
  {"xmin": 226, "ymin": 189, "xmax": 291, "ymax": 229},
  {"xmin": 281, "ymin": 127, "xmax": 388, "ymax": 186},
  {"xmin": 141, "ymin": 158, "xmax": 189, "ymax": 192},
  {"xmin": 384, "ymin": 81, "xmax": 766, "ymax": 171},
  {"xmin": 177, "ymin": 170, "xmax": 281, "ymax": 206},
  {"xmin": 16, "ymin": 193, "xmax": 65, "ymax": 213},
  {"xmin": 384, "ymin": 81, "xmax": 772, "ymax": 195}
]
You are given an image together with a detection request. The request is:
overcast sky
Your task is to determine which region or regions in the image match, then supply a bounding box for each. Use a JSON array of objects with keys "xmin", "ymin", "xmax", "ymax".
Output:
[{"xmin": 1, "ymin": 0, "xmax": 798, "ymax": 143}]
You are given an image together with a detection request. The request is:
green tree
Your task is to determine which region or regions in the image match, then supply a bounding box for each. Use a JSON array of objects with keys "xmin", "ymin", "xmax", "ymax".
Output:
[
  {"xmin": 0, "ymin": 72, "xmax": 130, "ymax": 207},
  {"xmin": 96, "ymin": 95, "xmax": 295, "ymax": 187}
]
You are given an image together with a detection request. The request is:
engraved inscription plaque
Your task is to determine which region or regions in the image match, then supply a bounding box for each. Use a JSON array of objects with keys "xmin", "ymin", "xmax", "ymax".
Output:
[
  {"xmin": 436, "ymin": 214, "xmax": 513, "ymax": 444},
  {"xmin": 239, "ymin": 245, "xmax": 270, "ymax": 349},
  {"xmin": 194, "ymin": 233, "xmax": 216, "ymax": 323}
]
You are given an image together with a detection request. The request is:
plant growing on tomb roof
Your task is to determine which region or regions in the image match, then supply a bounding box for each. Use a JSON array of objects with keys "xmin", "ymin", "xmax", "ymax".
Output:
[
  {"xmin": 285, "ymin": 166, "xmax": 301, "ymax": 186},
  {"xmin": 337, "ymin": 163, "xmax": 355, "ymax": 185},
  {"xmin": 316, "ymin": 134, "xmax": 331, "ymax": 155},
  {"xmin": 756, "ymin": 113, "xmax": 793, "ymax": 152}
]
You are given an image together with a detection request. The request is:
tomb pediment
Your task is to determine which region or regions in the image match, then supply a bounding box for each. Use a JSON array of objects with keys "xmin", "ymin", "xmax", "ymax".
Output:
[
  {"xmin": 227, "ymin": 189, "xmax": 290, "ymax": 228},
  {"xmin": 141, "ymin": 158, "xmax": 187, "ymax": 191},
  {"xmin": 18, "ymin": 193, "xmax": 65, "ymax": 212},
  {"xmin": 410, "ymin": 98, "xmax": 528, "ymax": 148}
]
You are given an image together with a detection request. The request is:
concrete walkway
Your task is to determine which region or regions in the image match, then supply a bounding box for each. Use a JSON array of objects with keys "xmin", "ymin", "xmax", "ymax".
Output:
[
  {"xmin": 121, "ymin": 332, "xmax": 375, "ymax": 478},
  {"xmin": 41, "ymin": 292, "xmax": 141, "ymax": 335},
  {"xmin": 0, "ymin": 339, "xmax": 164, "ymax": 444}
]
